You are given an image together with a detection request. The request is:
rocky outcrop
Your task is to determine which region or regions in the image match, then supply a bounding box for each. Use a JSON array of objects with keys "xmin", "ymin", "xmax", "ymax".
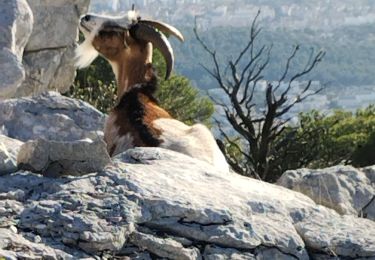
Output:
[
  {"xmin": 0, "ymin": 91, "xmax": 105, "ymax": 142},
  {"xmin": 25, "ymin": 0, "xmax": 89, "ymax": 52},
  {"xmin": 17, "ymin": 138, "xmax": 111, "ymax": 176},
  {"xmin": 0, "ymin": 147, "xmax": 375, "ymax": 259},
  {"xmin": 17, "ymin": 0, "xmax": 90, "ymax": 97},
  {"xmin": 0, "ymin": 228, "xmax": 92, "ymax": 259},
  {"xmin": 0, "ymin": 135, "xmax": 23, "ymax": 175},
  {"xmin": 0, "ymin": 0, "xmax": 33, "ymax": 98},
  {"xmin": 0, "ymin": 0, "xmax": 90, "ymax": 98},
  {"xmin": 278, "ymin": 166, "xmax": 375, "ymax": 221},
  {"xmin": 0, "ymin": 92, "xmax": 374, "ymax": 259}
]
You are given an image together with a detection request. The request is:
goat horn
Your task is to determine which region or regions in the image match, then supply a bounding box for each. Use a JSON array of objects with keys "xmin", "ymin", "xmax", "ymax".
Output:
[
  {"xmin": 138, "ymin": 20, "xmax": 184, "ymax": 42},
  {"xmin": 130, "ymin": 23, "xmax": 174, "ymax": 80}
]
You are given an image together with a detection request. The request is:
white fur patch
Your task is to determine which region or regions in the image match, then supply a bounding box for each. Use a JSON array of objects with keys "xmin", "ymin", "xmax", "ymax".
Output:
[
  {"xmin": 75, "ymin": 11, "xmax": 138, "ymax": 68},
  {"xmin": 75, "ymin": 37, "xmax": 99, "ymax": 69},
  {"xmin": 153, "ymin": 118, "xmax": 229, "ymax": 173}
]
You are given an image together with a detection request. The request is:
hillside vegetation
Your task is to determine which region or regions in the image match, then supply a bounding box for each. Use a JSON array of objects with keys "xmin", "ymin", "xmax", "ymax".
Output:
[{"xmin": 174, "ymin": 24, "xmax": 375, "ymax": 89}]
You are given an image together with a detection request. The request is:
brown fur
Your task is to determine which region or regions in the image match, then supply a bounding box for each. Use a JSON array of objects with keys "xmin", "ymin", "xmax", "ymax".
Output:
[
  {"xmin": 116, "ymin": 93, "xmax": 171, "ymax": 144},
  {"xmin": 92, "ymin": 29, "xmax": 153, "ymax": 97},
  {"xmin": 93, "ymin": 26, "xmax": 173, "ymax": 156},
  {"xmin": 106, "ymin": 93, "xmax": 172, "ymax": 156}
]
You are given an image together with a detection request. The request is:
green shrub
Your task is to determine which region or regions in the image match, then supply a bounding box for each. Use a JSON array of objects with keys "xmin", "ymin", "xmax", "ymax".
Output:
[{"xmin": 276, "ymin": 106, "xmax": 375, "ymax": 171}]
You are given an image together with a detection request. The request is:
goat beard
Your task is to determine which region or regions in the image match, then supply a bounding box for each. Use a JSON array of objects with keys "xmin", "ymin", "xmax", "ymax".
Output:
[{"xmin": 75, "ymin": 37, "xmax": 99, "ymax": 69}]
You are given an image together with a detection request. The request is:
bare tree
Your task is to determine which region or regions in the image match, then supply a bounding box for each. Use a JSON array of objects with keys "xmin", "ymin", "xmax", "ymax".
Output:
[{"xmin": 194, "ymin": 12, "xmax": 325, "ymax": 182}]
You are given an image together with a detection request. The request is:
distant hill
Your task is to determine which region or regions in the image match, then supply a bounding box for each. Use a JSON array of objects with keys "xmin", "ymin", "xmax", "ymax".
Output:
[{"xmin": 173, "ymin": 24, "xmax": 375, "ymax": 90}]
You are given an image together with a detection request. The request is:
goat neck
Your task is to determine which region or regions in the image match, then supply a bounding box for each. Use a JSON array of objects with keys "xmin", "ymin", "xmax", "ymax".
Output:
[{"xmin": 111, "ymin": 42, "xmax": 153, "ymax": 99}]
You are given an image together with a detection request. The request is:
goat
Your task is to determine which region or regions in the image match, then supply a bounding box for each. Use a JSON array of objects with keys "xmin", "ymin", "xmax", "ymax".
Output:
[{"xmin": 75, "ymin": 11, "xmax": 229, "ymax": 172}]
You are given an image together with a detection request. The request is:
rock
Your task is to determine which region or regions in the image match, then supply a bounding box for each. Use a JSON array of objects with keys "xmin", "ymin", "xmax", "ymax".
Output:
[
  {"xmin": 25, "ymin": 0, "xmax": 89, "ymax": 52},
  {"xmin": 0, "ymin": 135, "xmax": 23, "ymax": 175},
  {"xmin": 254, "ymin": 247, "xmax": 295, "ymax": 260},
  {"xmin": 17, "ymin": 138, "xmax": 111, "ymax": 176},
  {"xmin": 295, "ymin": 209, "xmax": 375, "ymax": 258},
  {"xmin": 0, "ymin": 0, "xmax": 33, "ymax": 98},
  {"xmin": 0, "ymin": 0, "xmax": 33, "ymax": 58},
  {"xmin": 0, "ymin": 50, "xmax": 25, "ymax": 99},
  {"xmin": 16, "ymin": 48, "xmax": 76, "ymax": 97},
  {"xmin": 362, "ymin": 165, "xmax": 375, "ymax": 184},
  {"xmin": 49, "ymin": 47, "xmax": 77, "ymax": 93},
  {"xmin": 203, "ymin": 246, "xmax": 289, "ymax": 260},
  {"xmin": 203, "ymin": 245, "xmax": 255, "ymax": 259},
  {"xmin": 361, "ymin": 167, "xmax": 375, "ymax": 220},
  {"xmin": 0, "ymin": 228, "xmax": 93, "ymax": 259},
  {"xmin": 277, "ymin": 166, "xmax": 375, "ymax": 220},
  {"xmin": 0, "ymin": 91, "xmax": 105, "ymax": 142},
  {"xmin": 130, "ymin": 231, "xmax": 201, "ymax": 260},
  {"xmin": 6, "ymin": 0, "xmax": 90, "ymax": 97},
  {"xmin": 1, "ymin": 147, "xmax": 374, "ymax": 259}
]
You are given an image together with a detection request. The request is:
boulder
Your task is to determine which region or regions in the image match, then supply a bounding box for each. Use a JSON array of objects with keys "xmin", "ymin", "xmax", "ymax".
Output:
[
  {"xmin": 0, "ymin": 91, "xmax": 105, "ymax": 142},
  {"xmin": 362, "ymin": 165, "xmax": 375, "ymax": 184},
  {"xmin": 16, "ymin": 48, "xmax": 77, "ymax": 97},
  {"xmin": 4, "ymin": 0, "xmax": 90, "ymax": 97},
  {"xmin": 362, "ymin": 166, "xmax": 375, "ymax": 219},
  {"xmin": 295, "ymin": 210, "xmax": 375, "ymax": 258},
  {"xmin": 17, "ymin": 138, "xmax": 111, "ymax": 177},
  {"xmin": 20, "ymin": 0, "xmax": 90, "ymax": 96},
  {"xmin": 277, "ymin": 166, "xmax": 375, "ymax": 221},
  {"xmin": 0, "ymin": 0, "xmax": 33, "ymax": 98},
  {"xmin": 0, "ymin": 147, "xmax": 374, "ymax": 259},
  {"xmin": 25, "ymin": 0, "xmax": 89, "ymax": 52},
  {"xmin": 0, "ymin": 135, "xmax": 23, "ymax": 175}
]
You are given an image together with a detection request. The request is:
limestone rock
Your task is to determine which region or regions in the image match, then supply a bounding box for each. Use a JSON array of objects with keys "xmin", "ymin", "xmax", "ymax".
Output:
[
  {"xmin": 130, "ymin": 231, "xmax": 201, "ymax": 260},
  {"xmin": 25, "ymin": 0, "xmax": 90, "ymax": 52},
  {"xmin": 0, "ymin": 228, "xmax": 93, "ymax": 259},
  {"xmin": 362, "ymin": 166, "xmax": 375, "ymax": 183},
  {"xmin": 203, "ymin": 245, "xmax": 255, "ymax": 259},
  {"xmin": 0, "ymin": 0, "xmax": 33, "ymax": 98},
  {"xmin": 295, "ymin": 208, "xmax": 375, "ymax": 258},
  {"xmin": 0, "ymin": 135, "xmax": 23, "ymax": 175},
  {"xmin": 2, "ymin": 148, "xmax": 375, "ymax": 259},
  {"xmin": 0, "ymin": 50, "xmax": 24, "ymax": 99},
  {"xmin": 277, "ymin": 166, "xmax": 375, "ymax": 220},
  {"xmin": 17, "ymin": 138, "xmax": 111, "ymax": 176},
  {"xmin": 356, "ymin": 166, "xmax": 375, "ymax": 221},
  {"xmin": 10, "ymin": 0, "xmax": 90, "ymax": 97},
  {"xmin": 16, "ymin": 48, "xmax": 74, "ymax": 97},
  {"xmin": 1, "ymin": 147, "xmax": 375, "ymax": 258},
  {"xmin": 0, "ymin": 91, "xmax": 105, "ymax": 142}
]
